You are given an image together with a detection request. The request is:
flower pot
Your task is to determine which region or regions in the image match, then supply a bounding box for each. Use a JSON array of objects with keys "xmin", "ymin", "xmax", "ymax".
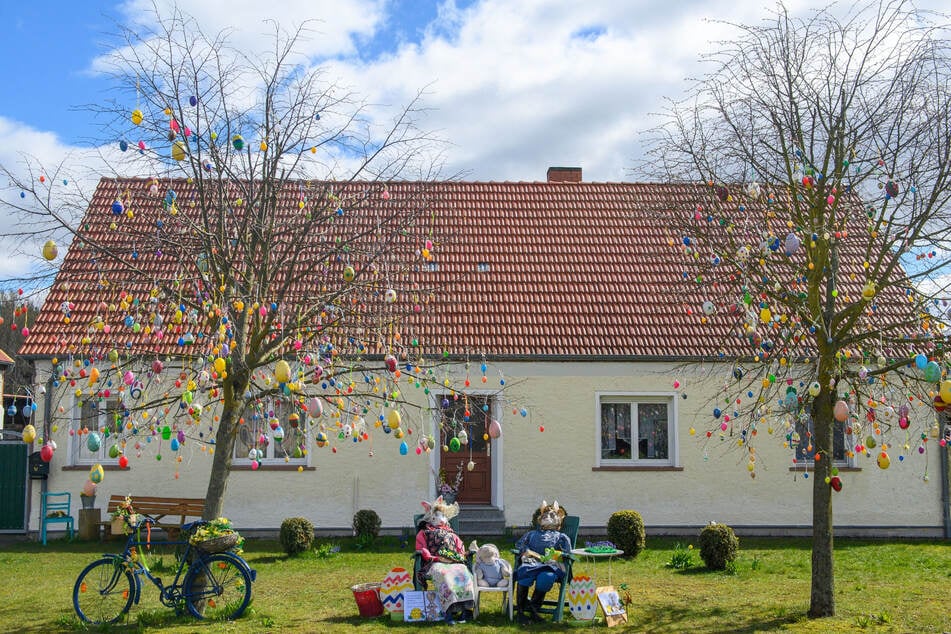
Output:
[
  {"xmin": 441, "ymin": 492, "xmax": 457, "ymax": 504},
  {"xmin": 80, "ymin": 495, "xmax": 96, "ymax": 510}
]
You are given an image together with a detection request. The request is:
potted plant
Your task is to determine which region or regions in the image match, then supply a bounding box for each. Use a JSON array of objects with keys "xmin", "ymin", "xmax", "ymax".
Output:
[
  {"xmin": 437, "ymin": 462, "xmax": 465, "ymax": 503},
  {"xmin": 80, "ymin": 480, "xmax": 97, "ymax": 510},
  {"xmin": 110, "ymin": 495, "xmax": 137, "ymax": 534},
  {"xmin": 189, "ymin": 517, "xmax": 244, "ymax": 553}
]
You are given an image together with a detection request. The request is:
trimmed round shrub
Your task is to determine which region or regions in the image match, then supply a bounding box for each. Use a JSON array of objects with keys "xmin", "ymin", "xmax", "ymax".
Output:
[
  {"xmin": 280, "ymin": 517, "xmax": 314, "ymax": 556},
  {"xmin": 606, "ymin": 510, "xmax": 645, "ymax": 559},
  {"xmin": 698, "ymin": 522, "xmax": 739, "ymax": 570},
  {"xmin": 352, "ymin": 509, "xmax": 381, "ymax": 542}
]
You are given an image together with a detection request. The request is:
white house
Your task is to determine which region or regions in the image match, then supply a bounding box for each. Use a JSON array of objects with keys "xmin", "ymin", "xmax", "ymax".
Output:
[{"xmin": 19, "ymin": 168, "xmax": 951, "ymax": 538}]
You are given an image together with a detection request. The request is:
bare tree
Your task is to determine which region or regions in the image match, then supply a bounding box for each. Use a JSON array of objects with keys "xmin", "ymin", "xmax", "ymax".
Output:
[
  {"xmin": 647, "ymin": 1, "xmax": 951, "ymax": 618},
  {"xmin": 2, "ymin": 6, "xmax": 468, "ymax": 521}
]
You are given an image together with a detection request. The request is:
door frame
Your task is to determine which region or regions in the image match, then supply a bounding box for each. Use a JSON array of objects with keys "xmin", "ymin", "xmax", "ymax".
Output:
[{"xmin": 429, "ymin": 391, "xmax": 503, "ymax": 508}]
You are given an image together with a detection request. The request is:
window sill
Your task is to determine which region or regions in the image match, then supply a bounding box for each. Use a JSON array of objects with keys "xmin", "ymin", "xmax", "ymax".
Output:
[
  {"xmin": 231, "ymin": 464, "xmax": 314, "ymax": 471},
  {"xmin": 63, "ymin": 464, "xmax": 125, "ymax": 471},
  {"xmin": 788, "ymin": 466, "xmax": 861, "ymax": 472},
  {"xmin": 592, "ymin": 465, "xmax": 684, "ymax": 472}
]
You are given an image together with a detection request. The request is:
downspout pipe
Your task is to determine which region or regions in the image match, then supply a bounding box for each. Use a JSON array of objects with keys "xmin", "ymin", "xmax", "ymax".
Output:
[{"xmin": 941, "ymin": 428, "xmax": 950, "ymax": 540}]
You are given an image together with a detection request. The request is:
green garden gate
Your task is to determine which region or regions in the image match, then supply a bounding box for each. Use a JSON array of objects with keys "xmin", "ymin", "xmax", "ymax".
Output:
[{"xmin": 0, "ymin": 441, "xmax": 28, "ymax": 532}]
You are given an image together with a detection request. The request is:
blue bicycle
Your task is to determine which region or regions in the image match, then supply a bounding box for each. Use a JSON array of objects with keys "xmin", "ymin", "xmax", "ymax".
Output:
[{"xmin": 73, "ymin": 516, "xmax": 256, "ymax": 624}]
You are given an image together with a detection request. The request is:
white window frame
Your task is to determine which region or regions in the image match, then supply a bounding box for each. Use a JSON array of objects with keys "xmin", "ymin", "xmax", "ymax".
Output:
[
  {"xmin": 793, "ymin": 417, "xmax": 855, "ymax": 467},
  {"xmin": 70, "ymin": 396, "xmax": 122, "ymax": 466},
  {"xmin": 232, "ymin": 398, "xmax": 309, "ymax": 466},
  {"xmin": 595, "ymin": 392, "xmax": 678, "ymax": 468}
]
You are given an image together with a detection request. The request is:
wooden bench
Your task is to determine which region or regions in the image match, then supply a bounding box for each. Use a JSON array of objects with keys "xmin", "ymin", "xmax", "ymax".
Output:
[{"xmin": 101, "ymin": 495, "xmax": 206, "ymax": 539}]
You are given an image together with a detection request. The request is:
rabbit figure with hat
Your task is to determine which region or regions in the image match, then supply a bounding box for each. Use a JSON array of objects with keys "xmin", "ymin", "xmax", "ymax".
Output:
[
  {"xmin": 415, "ymin": 496, "xmax": 475, "ymax": 622},
  {"xmin": 513, "ymin": 500, "xmax": 572, "ymax": 623}
]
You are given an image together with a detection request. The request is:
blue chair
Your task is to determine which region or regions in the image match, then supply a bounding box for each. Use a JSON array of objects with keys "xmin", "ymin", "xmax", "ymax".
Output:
[{"xmin": 41, "ymin": 491, "xmax": 75, "ymax": 545}]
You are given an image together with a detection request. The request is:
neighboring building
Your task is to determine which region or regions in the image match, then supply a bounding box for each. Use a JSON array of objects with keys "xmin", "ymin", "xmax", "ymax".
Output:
[
  {"xmin": 0, "ymin": 348, "xmax": 13, "ymax": 428},
  {"xmin": 18, "ymin": 168, "xmax": 949, "ymax": 538}
]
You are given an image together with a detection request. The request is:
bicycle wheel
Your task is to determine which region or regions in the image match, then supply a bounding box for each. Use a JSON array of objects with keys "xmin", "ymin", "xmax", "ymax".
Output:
[
  {"xmin": 183, "ymin": 553, "xmax": 252, "ymax": 620},
  {"xmin": 73, "ymin": 557, "xmax": 136, "ymax": 624}
]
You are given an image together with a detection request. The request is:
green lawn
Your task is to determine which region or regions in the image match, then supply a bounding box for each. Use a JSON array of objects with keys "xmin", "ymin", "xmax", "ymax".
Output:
[{"xmin": 2, "ymin": 534, "xmax": 949, "ymax": 632}]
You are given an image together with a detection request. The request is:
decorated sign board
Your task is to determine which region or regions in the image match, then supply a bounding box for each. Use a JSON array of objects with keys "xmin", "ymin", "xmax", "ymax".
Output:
[
  {"xmin": 380, "ymin": 567, "xmax": 412, "ymax": 613},
  {"xmin": 596, "ymin": 586, "xmax": 628, "ymax": 627},
  {"xmin": 402, "ymin": 590, "xmax": 443, "ymax": 622},
  {"xmin": 567, "ymin": 574, "xmax": 597, "ymax": 620}
]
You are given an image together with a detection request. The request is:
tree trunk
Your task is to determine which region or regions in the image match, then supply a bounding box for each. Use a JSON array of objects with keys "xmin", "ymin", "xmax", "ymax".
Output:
[
  {"xmin": 809, "ymin": 390, "xmax": 835, "ymax": 617},
  {"xmin": 203, "ymin": 400, "xmax": 240, "ymax": 520}
]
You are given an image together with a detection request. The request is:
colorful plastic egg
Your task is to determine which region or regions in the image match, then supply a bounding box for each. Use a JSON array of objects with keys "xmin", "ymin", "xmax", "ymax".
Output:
[
  {"xmin": 89, "ymin": 463, "xmax": 105, "ymax": 483},
  {"xmin": 833, "ymin": 400, "xmax": 849, "ymax": 422},
  {"xmin": 42, "ymin": 240, "xmax": 58, "ymax": 261},
  {"xmin": 131, "ymin": 109, "xmax": 143, "ymax": 125},
  {"xmin": 275, "ymin": 360, "xmax": 291, "ymax": 383}
]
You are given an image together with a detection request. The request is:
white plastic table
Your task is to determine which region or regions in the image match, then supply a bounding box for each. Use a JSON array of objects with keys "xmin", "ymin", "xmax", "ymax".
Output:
[{"xmin": 570, "ymin": 548, "xmax": 624, "ymax": 586}]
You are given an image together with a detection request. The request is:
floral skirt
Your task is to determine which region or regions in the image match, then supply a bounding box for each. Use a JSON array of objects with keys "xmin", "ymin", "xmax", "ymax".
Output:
[{"xmin": 428, "ymin": 563, "xmax": 475, "ymax": 614}]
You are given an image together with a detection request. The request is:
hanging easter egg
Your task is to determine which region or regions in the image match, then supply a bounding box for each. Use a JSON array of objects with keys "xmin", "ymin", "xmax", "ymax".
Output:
[
  {"xmin": 940, "ymin": 380, "xmax": 951, "ymax": 404},
  {"xmin": 343, "ymin": 265, "xmax": 355, "ymax": 282},
  {"xmin": 384, "ymin": 288, "xmax": 397, "ymax": 303},
  {"xmin": 275, "ymin": 359, "xmax": 291, "ymax": 383},
  {"xmin": 861, "ymin": 282, "xmax": 876, "ymax": 301},
  {"xmin": 885, "ymin": 180, "xmax": 899, "ymax": 198},
  {"xmin": 232, "ymin": 134, "xmax": 244, "ymax": 150},
  {"xmin": 924, "ymin": 361, "xmax": 941, "ymax": 383},
  {"xmin": 746, "ymin": 182, "xmax": 761, "ymax": 200},
  {"xmin": 829, "ymin": 476, "xmax": 842, "ymax": 492},
  {"xmin": 21, "ymin": 423, "xmax": 35, "ymax": 443},
  {"xmin": 308, "ymin": 397, "xmax": 323, "ymax": 417},
  {"xmin": 89, "ymin": 463, "xmax": 105, "ymax": 484},
  {"xmin": 399, "ymin": 441, "xmax": 408, "ymax": 455},
  {"xmin": 448, "ymin": 437, "xmax": 461, "ymax": 452},
  {"xmin": 488, "ymin": 419, "xmax": 502, "ymax": 438},
  {"xmin": 808, "ymin": 381, "xmax": 821, "ymax": 397},
  {"xmin": 171, "ymin": 141, "xmax": 186, "ymax": 162},
  {"xmin": 214, "ymin": 357, "xmax": 226, "ymax": 374},
  {"xmin": 82, "ymin": 479, "xmax": 97, "ymax": 496},
  {"xmin": 898, "ymin": 417, "xmax": 910, "ymax": 430},
  {"xmin": 131, "ymin": 109, "xmax": 143, "ymax": 125},
  {"xmin": 865, "ymin": 435, "xmax": 877, "ymax": 449},
  {"xmin": 108, "ymin": 444, "xmax": 121, "ymax": 459},
  {"xmin": 384, "ymin": 354, "xmax": 398, "ymax": 372},
  {"xmin": 833, "ymin": 400, "xmax": 849, "ymax": 422},
  {"xmin": 42, "ymin": 240, "xmax": 58, "ymax": 261},
  {"xmin": 877, "ymin": 452, "xmax": 890, "ymax": 469},
  {"xmin": 458, "ymin": 430, "xmax": 468, "ymax": 445},
  {"xmin": 86, "ymin": 432, "xmax": 102, "ymax": 452},
  {"xmin": 40, "ymin": 443, "xmax": 54, "ymax": 462},
  {"xmin": 387, "ymin": 409, "xmax": 402, "ymax": 429},
  {"xmin": 111, "ymin": 200, "xmax": 124, "ymax": 215},
  {"xmin": 701, "ymin": 300, "xmax": 716, "ymax": 316},
  {"xmin": 118, "ymin": 455, "xmax": 129, "ymax": 469},
  {"xmin": 189, "ymin": 95, "xmax": 198, "ymax": 107},
  {"xmin": 272, "ymin": 427, "xmax": 284, "ymax": 442},
  {"xmin": 915, "ymin": 354, "xmax": 928, "ymax": 369},
  {"xmin": 119, "ymin": 140, "xmax": 128, "ymax": 152},
  {"xmin": 316, "ymin": 431, "xmax": 328, "ymax": 447},
  {"xmin": 152, "ymin": 359, "xmax": 164, "ymax": 375},
  {"xmin": 784, "ymin": 233, "xmax": 800, "ymax": 256},
  {"xmin": 858, "ymin": 366, "xmax": 869, "ymax": 380},
  {"xmin": 935, "ymin": 395, "xmax": 948, "ymax": 412},
  {"xmin": 123, "ymin": 370, "xmax": 135, "ymax": 385},
  {"xmin": 162, "ymin": 425, "xmax": 172, "ymax": 440}
]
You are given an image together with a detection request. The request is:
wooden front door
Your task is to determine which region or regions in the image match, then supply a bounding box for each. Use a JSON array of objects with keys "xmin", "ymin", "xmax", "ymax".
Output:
[{"xmin": 439, "ymin": 396, "xmax": 493, "ymax": 505}]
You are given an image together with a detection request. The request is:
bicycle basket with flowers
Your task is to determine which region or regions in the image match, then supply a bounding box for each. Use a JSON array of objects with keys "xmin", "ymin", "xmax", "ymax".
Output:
[
  {"xmin": 110, "ymin": 496, "xmax": 138, "ymax": 534},
  {"xmin": 189, "ymin": 517, "xmax": 244, "ymax": 553}
]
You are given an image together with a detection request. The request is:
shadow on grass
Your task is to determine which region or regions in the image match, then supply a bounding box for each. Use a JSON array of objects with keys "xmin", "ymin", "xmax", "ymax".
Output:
[{"xmin": 632, "ymin": 604, "xmax": 801, "ymax": 633}]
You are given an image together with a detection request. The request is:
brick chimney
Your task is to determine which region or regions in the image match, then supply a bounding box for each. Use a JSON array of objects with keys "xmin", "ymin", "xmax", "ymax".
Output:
[{"xmin": 547, "ymin": 166, "xmax": 582, "ymax": 183}]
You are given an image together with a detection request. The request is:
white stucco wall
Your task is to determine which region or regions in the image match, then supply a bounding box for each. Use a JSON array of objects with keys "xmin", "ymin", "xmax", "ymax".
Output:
[{"xmin": 28, "ymin": 359, "xmax": 947, "ymax": 535}]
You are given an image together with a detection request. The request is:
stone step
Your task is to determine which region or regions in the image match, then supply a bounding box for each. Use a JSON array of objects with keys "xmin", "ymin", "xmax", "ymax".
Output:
[{"xmin": 457, "ymin": 506, "xmax": 506, "ymax": 536}]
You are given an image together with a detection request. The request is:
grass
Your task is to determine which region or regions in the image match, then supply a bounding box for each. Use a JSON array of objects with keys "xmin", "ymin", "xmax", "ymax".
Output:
[{"xmin": 2, "ymin": 534, "xmax": 949, "ymax": 632}]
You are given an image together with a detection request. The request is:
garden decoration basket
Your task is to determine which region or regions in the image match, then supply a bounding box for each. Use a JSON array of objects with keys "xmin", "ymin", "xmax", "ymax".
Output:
[{"xmin": 194, "ymin": 532, "xmax": 240, "ymax": 553}]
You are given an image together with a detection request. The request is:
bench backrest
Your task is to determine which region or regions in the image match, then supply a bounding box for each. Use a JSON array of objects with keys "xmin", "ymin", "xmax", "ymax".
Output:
[{"xmin": 106, "ymin": 495, "xmax": 205, "ymax": 519}]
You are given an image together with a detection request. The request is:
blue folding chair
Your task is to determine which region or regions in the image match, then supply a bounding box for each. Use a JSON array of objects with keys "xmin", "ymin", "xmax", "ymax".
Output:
[{"xmin": 41, "ymin": 491, "xmax": 75, "ymax": 545}]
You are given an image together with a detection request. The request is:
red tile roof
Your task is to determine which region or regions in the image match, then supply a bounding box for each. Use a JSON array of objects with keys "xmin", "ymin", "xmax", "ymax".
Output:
[
  {"xmin": 19, "ymin": 177, "xmax": 897, "ymax": 360},
  {"xmin": 0, "ymin": 348, "xmax": 13, "ymax": 365}
]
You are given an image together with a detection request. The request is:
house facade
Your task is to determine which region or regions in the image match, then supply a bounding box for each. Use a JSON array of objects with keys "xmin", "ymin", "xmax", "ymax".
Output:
[{"xmin": 18, "ymin": 169, "xmax": 950, "ymax": 538}]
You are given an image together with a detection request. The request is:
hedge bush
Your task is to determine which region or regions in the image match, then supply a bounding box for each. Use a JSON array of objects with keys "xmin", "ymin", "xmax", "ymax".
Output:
[
  {"xmin": 352, "ymin": 509, "xmax": 381, "ymax": 544},
  {"xmin": 280, "ymin": 516, "xmax": 315, "ymax": 556},
  {"xmin": 698, "ymin": 522, "xmax": 739, "ymax": 570},
  {"xmin": 606, "ymin": 510, "xmax": 645, "ymax": 559}
]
